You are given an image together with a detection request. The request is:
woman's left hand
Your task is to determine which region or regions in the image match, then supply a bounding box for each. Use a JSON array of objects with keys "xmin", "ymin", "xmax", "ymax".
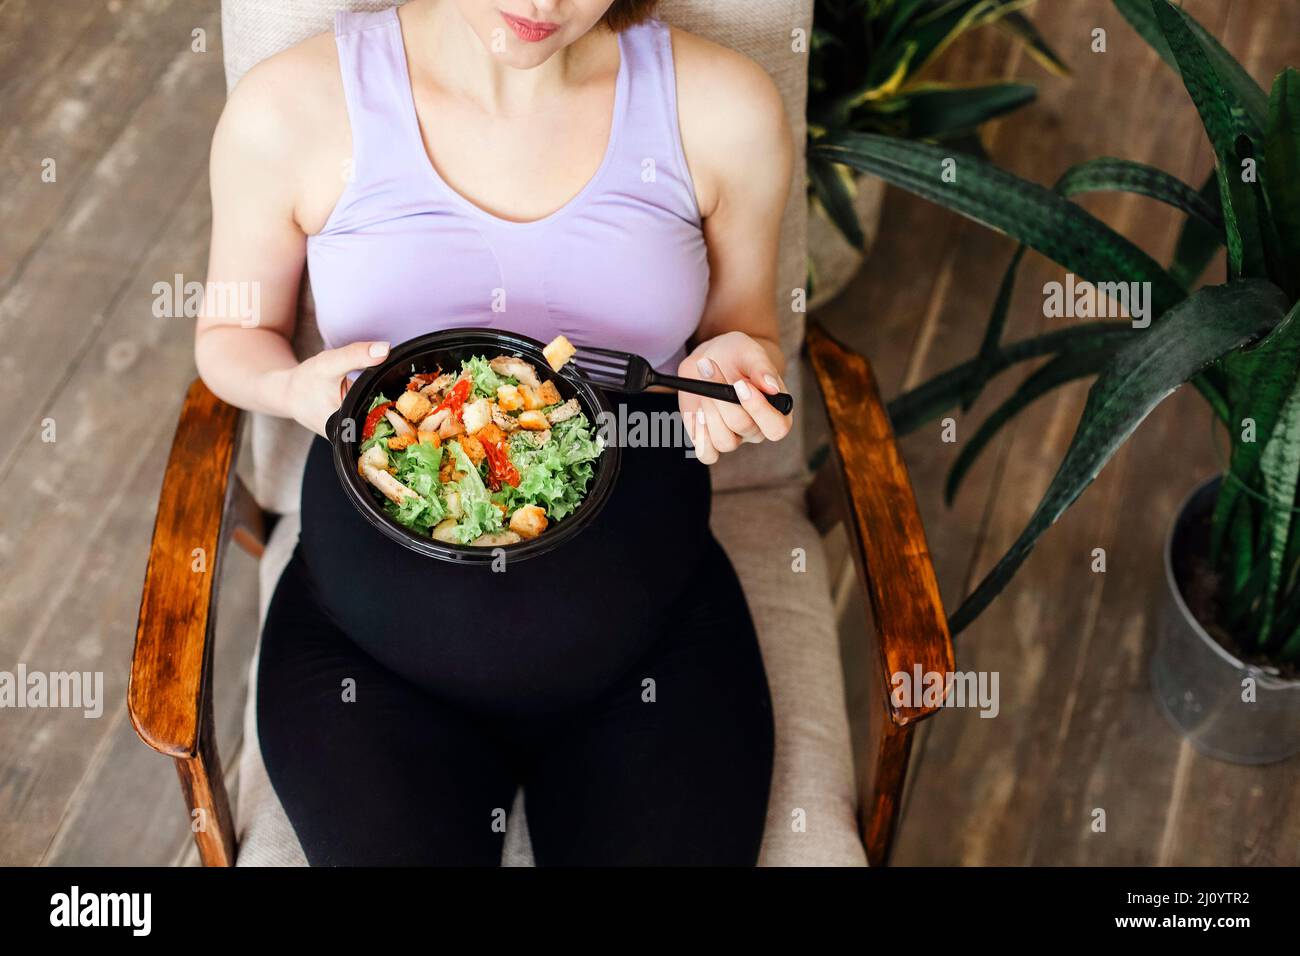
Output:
[{"xmin": 678, "ymin": 331, "xmax": 793, "ymax": 465}]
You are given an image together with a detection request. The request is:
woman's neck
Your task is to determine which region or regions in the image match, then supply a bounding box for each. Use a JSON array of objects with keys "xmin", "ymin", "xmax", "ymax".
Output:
[{"xmin": 403, "ymin": 0, "xmax": 615, "ymax": 116}]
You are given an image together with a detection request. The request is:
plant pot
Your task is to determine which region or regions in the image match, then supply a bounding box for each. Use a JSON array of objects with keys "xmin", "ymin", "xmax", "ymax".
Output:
[
  {"xmin": 1151, "ymin": 475, "xmax": 1300, "ymax": 764},
  {"xmin": 807, "ymin": 173, "xmax": 887, "ymax": 311}
]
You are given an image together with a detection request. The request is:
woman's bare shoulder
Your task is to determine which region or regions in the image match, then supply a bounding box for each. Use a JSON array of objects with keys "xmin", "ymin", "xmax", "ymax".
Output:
[
  {"xmin": 211, "ymin": 30, "xmax": 350, "ymax": 228},
  {"xmin": 220, "ymin": 31, "xmax": 345, "ymax": 151},
  {"xmin": 665, "ymin": 26, "xmax": 792, "ymax": 217}
]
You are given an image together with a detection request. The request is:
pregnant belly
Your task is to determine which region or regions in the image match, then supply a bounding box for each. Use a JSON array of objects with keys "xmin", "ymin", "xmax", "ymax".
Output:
[{"xmin": 297, "ymin": 393, "xmax": 712, "ymax": 715}]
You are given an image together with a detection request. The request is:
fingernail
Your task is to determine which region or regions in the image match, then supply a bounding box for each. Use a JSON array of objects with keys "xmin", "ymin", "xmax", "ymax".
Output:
[
  {"xmin": 764, "ymin": 374, "xmax": 781, "ymax": 392},
  {"xmin": 369, "ymin": 342, "xmax": 390, "ymax": 358},
  {"xmin": 733, "ymin": 380, "xmax": 752, "ymax": 401},
  {"xmin": 697, "ymin": 358, "xmax": 715, "ymax": 378},
  {"xmin": 696, "ymin": 408, "xmax": 707, "ymax": 425}
]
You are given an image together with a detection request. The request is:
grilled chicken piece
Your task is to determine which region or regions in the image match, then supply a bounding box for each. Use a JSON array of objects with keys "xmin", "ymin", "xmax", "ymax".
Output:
[
  {"xmin": 470, "ymin": 530, "xmax": 523, "ymax": 547},
  {"xmin": 384, "ymin": 408, "xmax": 415, "ymax": 438},
  {"xmin": 358, "ymin": 443, "xmax": 389, "ymax": 477},
  {"xmin": 509, "ymin": 505, "xmax": 548, "ymax": 540},
  {"xmin": 491, "ymin": 405, "xmax": 520, "ymax": 432},
  {"xmin": 489, "ymin": 355, "xmax": 540, "ymax": 388},
  {"xmin": 419, "ymin": 407, "xmax": 450, "ymax": 436},
  {"xmin": 419, "ymin": 373, "xmax": 457, "ymax": 399},
  {"xmin": 362, "ymin": 464, "xmax": 420, "ymax": 505},
  {"xmin": 438, "ymin": 414, "xmax": 465, "ymax": 440},
  {"xmin": 395, "ymin": 390, "xmax": 432, "ymax": 423},
  {"xmin": 546, "ymin": 398, "xmax": 580, "ymax": 425}
]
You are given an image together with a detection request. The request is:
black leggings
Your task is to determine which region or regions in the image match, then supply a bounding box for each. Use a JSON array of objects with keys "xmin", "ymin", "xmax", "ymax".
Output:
[{"xmin": 256, "ymin": 395, "xmax": 774, "ymax": 865}]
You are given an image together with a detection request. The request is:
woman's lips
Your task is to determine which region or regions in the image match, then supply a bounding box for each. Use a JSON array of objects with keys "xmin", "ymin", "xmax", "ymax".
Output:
[{"xmin": 501, "ymin": 11, "xmax": 559, "ymax": 43}]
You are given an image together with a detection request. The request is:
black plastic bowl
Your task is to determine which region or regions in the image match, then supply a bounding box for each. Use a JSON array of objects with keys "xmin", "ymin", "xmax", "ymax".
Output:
[{"xmin": 325, "ymin": 328, "xmax": 620, "ymax": 564}]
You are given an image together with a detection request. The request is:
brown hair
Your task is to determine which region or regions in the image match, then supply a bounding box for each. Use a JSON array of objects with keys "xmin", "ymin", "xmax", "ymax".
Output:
[{"xmin": 603, "ymin": 0, "xmax": 659, "ymax": 31}]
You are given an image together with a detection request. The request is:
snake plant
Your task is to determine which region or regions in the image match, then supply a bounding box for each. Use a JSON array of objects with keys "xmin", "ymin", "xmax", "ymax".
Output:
[
  {"xmin": 807, "ymin": 0, "xmax": 1068, "ymax": 249},
  {"xmin": 811, "ymin": 0, "xmax": 1300, "ymax": 664}
]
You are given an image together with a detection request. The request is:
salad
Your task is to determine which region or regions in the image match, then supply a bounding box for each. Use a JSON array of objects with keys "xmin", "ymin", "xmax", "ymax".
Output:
[{"xmin": 355, "ymin": 342, "xmax": 602, "ymax": 547}]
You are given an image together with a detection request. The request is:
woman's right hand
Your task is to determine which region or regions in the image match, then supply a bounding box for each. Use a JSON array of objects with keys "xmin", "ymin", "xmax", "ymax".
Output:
[{"xmin": 278, "ymin": 340, "xmax": 390, "ymax": 438}]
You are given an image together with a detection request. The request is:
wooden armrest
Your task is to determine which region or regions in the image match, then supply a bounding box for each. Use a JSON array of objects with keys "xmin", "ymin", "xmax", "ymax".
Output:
[
  {"xmin": 806, "ymin": 321, "xmax": 954, "ymax": 727},
  {"xmin": 128, "ymin": 379, "xmax": 246, "ymax": 758}
]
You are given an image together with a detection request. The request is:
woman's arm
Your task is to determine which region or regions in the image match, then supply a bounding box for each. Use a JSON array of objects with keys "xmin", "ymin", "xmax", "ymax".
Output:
[
  {"xmin": 194, "ymin": 42, "xmax": 389, "ymax": 436},
  {"xmin": 670, "ymin": 28, "xmax": 795, "ymax": 464}
]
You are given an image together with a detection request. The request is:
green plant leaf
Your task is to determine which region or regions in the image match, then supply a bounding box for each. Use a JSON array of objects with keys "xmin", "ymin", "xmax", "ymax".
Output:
[
  {"xmin": 808, "ymin": 154, "xmax": 866, "ymax": 248},
  {"xmin": 1169, "ymin": 172, "xmax": 1224, "ymax": 289},
  {"xmin": 1112, "ymin": 0, "xmax": 1268, "ymax": 130},
  {"xmin": 948, "ymin": 279, "xmax": 1289, "ymax": 634},
  {"xmin": 888, "ymin": 322, "xmax": 1137, "ymax": 435},
  {"xmin": 811, "ymin": 132, "xmax": 1188, "ymax": 316},
  {"xmin": 1054, "ymin": 157, "xmax": 1222, "ymax": 227},
  {"xmin": 1150, "ymin": 0, "xmax": 1266, "ymax": 279},
  {"xmin": 945, "ymin": 347, "xmax": 1120, "ymax": 504},
  {"xmin": 996, "ymin": 10, "xmax": 1070, "ymax": 76},
  {"xmin": 1255, "ymin": 382, "xmax": 1300, "ymax": 645},
  {"xmin": 1264, "ymin": 68, "xmax": 1300, "ymax": 297},
  {"xmin": 1210, "ymin": 299, "xmax": 1300, "ymax": 568},
  {"xmin": 960, "ymin": 157, "xmax": 1219, "ymax": 411},
  {"xmin": 897, "ymin": 82, "xmax": 1038, "ymax": 139}
]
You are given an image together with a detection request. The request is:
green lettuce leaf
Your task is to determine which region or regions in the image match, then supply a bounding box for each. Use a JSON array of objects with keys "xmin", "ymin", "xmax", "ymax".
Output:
[{"xmin": 460, "ymin": 356, "xmax": 515, "ymax": 399}]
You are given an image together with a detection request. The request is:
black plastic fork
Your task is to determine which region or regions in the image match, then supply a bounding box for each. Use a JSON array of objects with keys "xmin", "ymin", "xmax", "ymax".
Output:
[{"xmin": 569, "ymin": 346, "xmax": 795, "ymax": 415}]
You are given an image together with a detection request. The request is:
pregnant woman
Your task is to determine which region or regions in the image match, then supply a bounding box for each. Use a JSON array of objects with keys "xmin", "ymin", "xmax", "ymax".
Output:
[{"xmin": 195, "ymin": 0, "xmax": 793, "ymax": 865}]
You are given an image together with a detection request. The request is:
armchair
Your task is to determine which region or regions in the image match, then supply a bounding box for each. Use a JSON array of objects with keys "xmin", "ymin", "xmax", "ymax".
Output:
[{"xmin": 129, "ymin": 0, "xmax": 953, "ymax": 867}]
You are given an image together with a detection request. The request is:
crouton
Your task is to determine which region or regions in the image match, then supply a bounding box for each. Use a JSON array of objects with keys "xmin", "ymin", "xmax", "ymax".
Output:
[
  {"xmin": 431, "ymin": 518, "xmax": 461, "ymax": 543},
  {"xmin": 496, "ymin": 384, "xmax": 524, "ymax": 411},
  {"xmin": 387, "ymin": 434, "xmax": 417, "ymax": 451},
  {"xmin": 458, "ymin": 434, "xmax": 486, "ymax": 467},
  {"xmin": 477, "ymin": 422, "xmax": 505, "ymax": 446},
  {"xmin": 439, "ymin": 458, "xmax": 467, "ymax": 484},
  {"xmin": 509, "ymin": 505, "xmax": 548, "ymax": 540},
  {"xmin": 462, "ymin": 398, "xmax": 492, "ymax": 434},
  {"xmin": 543, "ymin": 335, "xmax": 576, "ymax": 372},
  {"xmin": 519, "ymin": 384, "xmax": 545, "ymax": 411},
  {"xmin": 517, "ymin": 410, "xmax": 549, "ymax": 431},
  {"xmin": 536, "ymin": 380, "xmax": 562, "ymax": 406},
  {"xmin": 395, "ymin": 390, "xmax": 432, "ymax": 423}
]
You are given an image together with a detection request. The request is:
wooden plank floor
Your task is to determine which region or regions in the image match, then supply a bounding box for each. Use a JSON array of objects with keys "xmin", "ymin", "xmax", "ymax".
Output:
[
  {"xmin": 1, "ymin": 0, "xmax": 1296, "ymax": 865},
  {"xmin": 815, "ymin": 0, "xmax": 1300, "ymax": 865}
]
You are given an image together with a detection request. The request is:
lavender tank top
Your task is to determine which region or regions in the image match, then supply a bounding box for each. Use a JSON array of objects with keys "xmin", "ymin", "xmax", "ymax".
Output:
[{"xmin": 307, "ymin": 7, "xmax": 709, "ymax": 374}]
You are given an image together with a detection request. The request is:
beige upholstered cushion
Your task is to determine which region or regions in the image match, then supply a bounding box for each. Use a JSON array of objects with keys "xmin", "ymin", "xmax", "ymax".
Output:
[
  {"xmin": 224, "ymin": 0, "xmax": 810, "ymax": 513},
  {"xmin": 222, "ymin": 0, "xmax": 861, "ymax": 866},
  {"xmin": 237, "ymin": 487, "xmax": 865, "ymax": 866}
]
